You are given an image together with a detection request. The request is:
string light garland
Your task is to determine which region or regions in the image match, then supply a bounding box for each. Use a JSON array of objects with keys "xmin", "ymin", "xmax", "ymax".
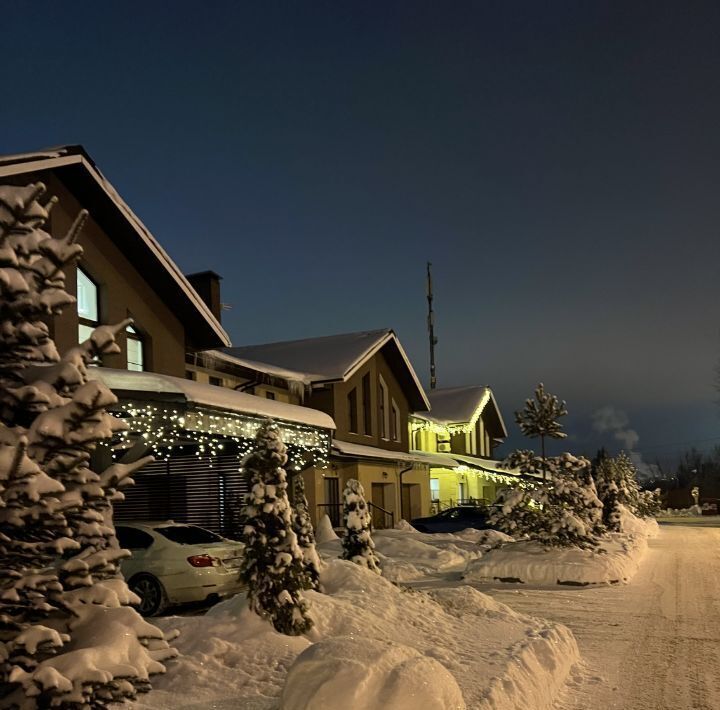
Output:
[{"xmin": 102, "ymin": 401, "xmax": 330, "ymax": 470}]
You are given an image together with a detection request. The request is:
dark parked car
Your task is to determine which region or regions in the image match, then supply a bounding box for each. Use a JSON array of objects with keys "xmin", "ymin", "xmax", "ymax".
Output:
[{"xmin": 411, "ymin": 506, "xmax": 494, "ymax": 533}]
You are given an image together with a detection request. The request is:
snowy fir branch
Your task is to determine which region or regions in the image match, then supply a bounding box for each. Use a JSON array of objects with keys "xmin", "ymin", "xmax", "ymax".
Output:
[{"xmin": 0, "ymin": 182, "xmax": 174, "ymax": 708}]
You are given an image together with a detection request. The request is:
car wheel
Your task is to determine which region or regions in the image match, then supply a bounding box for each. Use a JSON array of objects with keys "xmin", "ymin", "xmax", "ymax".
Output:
[{"xmin": 129, "ymin": 574, "xmax": 168, "ymax": 616}]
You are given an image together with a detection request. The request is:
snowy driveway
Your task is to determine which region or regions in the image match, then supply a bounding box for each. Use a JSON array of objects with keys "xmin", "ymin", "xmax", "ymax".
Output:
[{"xmin": 479, "ymin": 521, "xmax": 720, "ymax": 710}]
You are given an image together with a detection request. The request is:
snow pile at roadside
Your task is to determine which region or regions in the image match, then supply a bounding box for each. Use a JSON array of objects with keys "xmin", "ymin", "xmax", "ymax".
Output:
[
  {"xmin": 663, "ymin": 505, "xmax": 702, "ymax": 517},
  {"xmin": 464, "ymin": 512, "xmax": 658, "ymax": 586},
  {"xmin": 281, "ymin": 636, "xmax": 466, "ymax": 710},
  {"xmin": 137, "ymin": 559, "xmax": 579, "ymax": 710},
  {"xmin": 318, "ymin": 522, "xmax": 513, "ymax": 583}
]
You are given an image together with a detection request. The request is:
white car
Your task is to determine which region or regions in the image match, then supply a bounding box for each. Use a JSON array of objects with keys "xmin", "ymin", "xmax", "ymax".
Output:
[{"xmin": 116, "ymin": 521, "xmax": 246, "ymax": 616}]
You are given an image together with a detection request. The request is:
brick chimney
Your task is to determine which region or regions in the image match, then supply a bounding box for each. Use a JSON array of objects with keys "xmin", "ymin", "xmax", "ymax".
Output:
[{"xmin": 186, "ymin": 270, "xmax": 223, "ymax": 322}]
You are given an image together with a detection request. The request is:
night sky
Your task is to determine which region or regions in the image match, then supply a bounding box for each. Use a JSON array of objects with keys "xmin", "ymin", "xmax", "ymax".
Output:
[{"xmin": 3, "ymin": 1, "xmax": 720, "ymax": 467}]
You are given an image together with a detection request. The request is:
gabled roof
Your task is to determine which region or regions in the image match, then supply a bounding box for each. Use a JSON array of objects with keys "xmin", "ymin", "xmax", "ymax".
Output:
[
  {"xmin": 0, "ymin": 145, "xmax": 230, "ymax": 350},
  {"xmin": 415, "ymin": 385, "xmax": 508, "ymax": 439},
  {"xmin": 221, "ymin": 328, "xmax": 430, "ymax": 411}
]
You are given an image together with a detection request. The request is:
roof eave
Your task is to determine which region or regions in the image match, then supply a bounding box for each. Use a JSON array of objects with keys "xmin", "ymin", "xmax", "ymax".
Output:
[{"xmin": 0, "ymin": 150, "xmax": 230, "ymax": 349}]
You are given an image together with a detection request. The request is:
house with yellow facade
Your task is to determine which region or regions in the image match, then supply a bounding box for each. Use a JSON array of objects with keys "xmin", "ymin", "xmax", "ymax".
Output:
[
  {"xmin": 192, "ymin": 329, "xmax": 439, "ymax": 527},
  {"xmin": 410, "ymin": 385, "xmax": 524, "ymax": 508}
]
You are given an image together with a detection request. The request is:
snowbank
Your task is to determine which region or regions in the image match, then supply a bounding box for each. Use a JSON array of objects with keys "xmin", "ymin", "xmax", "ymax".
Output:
[
  {"xmin": 281, "ymin": 636, "xmax": 465, "ymax": 710},
  {"xmin": 314, "ymin": 514, "xmax": 339, "ymax": 544},
  {"xmin": 464, "ymin": 513, "xmax": 658, "ymax": 586},
  {"xmin": 137, "ymin": 559, "xmax": 579, "ymax": 710},
  {"xmin": 322, "ymin": 523, "xmax": 513, "ymax": 583},
  {"xmin": 663, "ymin": 505, "xmax": 702, "ymax": 517}
]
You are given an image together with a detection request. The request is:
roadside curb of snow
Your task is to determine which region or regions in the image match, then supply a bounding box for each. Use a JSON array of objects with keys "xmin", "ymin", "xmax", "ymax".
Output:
[
  {"xmin": 464, "ymin": 516, "xmax": 658, "ymax": 587},
  {"xmin": 473, "ymin": 618, "xmax": 580, "ymax": 710}
]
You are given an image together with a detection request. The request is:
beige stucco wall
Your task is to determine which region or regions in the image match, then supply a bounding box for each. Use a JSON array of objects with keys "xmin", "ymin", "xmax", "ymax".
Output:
[
  {"xmin": 308, "ymin": 458, "xmax": 432, "ymax": 527},
  {"xmin": 43, "ymin": 174, "xmax": 187, "ymax": 376}
]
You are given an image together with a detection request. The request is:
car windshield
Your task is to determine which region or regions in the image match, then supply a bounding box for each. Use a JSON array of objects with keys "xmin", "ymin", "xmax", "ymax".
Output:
[{"xmin": 155, "ymin": 525, "xmax": 222, "ymax": 545}]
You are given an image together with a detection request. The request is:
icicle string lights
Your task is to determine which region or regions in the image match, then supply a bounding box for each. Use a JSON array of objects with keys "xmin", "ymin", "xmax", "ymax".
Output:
[{"xmin": 104, "ymin": 402, "xmax": 330, "ymax": 470}]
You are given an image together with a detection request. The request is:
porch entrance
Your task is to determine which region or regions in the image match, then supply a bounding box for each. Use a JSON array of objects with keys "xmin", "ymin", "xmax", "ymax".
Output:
[{"xmin": 371, "ymin": 482, "xmax": 395, "ymax": 529}]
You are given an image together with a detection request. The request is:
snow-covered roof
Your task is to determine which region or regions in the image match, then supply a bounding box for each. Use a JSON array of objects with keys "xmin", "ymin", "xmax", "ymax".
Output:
[
  {"xmin": 88, "ymin": 368, "xmax": 335, "ymax": 430},
  {"xmin": 332, "ymin": 440, "xmax": 451, "ymax": 466},
  {"xmin": 220, "ymin": 329, "xmax": 430, "ymax": 411},
  {"xmin": 415, "ymin": 385, "xmax": 508, "ymax": 439},
  {"xmin": 0, "ymin": 146, "xmax": 230, "ymax": 350}
]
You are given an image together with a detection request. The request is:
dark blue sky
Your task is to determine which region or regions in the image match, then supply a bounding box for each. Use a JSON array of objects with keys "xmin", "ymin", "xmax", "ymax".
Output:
[{"xmin": 4, "ymin": 1, "xmax": 720, "ymax": 467}]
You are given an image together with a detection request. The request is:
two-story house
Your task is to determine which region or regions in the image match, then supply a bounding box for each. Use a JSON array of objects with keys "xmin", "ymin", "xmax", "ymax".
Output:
[
  {"xmin": 0, "ymin": 146, "xmax": 334, "ymax": 534},
  {"xmin": 195, "ymin": 329, "xmax": 436, "ymax": 526},
  {"xmin": 410, "ymin": 385, "xmax": 524, "ymax": 507}
]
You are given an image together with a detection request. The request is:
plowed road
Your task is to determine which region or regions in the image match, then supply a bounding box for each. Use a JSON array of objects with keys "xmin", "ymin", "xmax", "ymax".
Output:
[{"xmin": 487, "ymin": 520, "xmax": 720, "ymax": 710}]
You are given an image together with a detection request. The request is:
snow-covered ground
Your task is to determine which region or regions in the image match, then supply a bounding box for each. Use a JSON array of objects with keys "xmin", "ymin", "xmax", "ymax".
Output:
[
  {"xmin": 478, "ymin": 521, "xmax": 720, "ymax": 709},
  {"xmin": 129, "ymin": 515, "xmax": 677, "ymax": 709},
  {"xmin": 133, "ymin": 533, "xmax": 578, "ymax": 710}
]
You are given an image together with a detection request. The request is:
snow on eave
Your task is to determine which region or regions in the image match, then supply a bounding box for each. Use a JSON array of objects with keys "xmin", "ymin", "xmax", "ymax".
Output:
[
  {"xmin": 88, "ymin": 368, "xmax": 335, "ymax": 430},
  {"xmin": 205, "ymin": 349, "xmax": 319, "ymax": 386},
  {"xmin": 0, "ymin": 148, "xmax": 231, "ymax": 348},
  {"xmin": 331, "ymin": 439, "xmax": 437, "ymax": 466},
  {"xmin": 412, "ymin": 386, "xmax": 508, "ymax": 439},
  {"xmin": 339, "ymin": 331, "xmax": 430, "ymax": 412}
]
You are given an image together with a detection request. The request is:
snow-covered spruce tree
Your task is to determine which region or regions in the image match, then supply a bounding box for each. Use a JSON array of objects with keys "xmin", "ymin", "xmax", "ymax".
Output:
[
  {"xmin": 0, "ymin": 183, "xmax": 173, "ymax": 707},
  {"xmin": 491, "ymin": 451, "xmax": 603, "ymax": 548},
  {"xmin": 340, "ymin": 479, "xmax": 380, "ymax": 573},
  {"xmin": 514, "ymin": 383, "xmax": 568, "ymax": 479},
  {"xmin": 636, "ymin": 488, "xmax": 662, "ymax": 518},
  {"xmin": 594, "ymin": 453, "xmax": 643, "ymax": 530},
  {"xmin": 238, "ymin": 420, "xmax": 313, "ymax": 635},
  {"xmin": 291, "ymin": 474, "xmax": 322, "ymax": 591}
]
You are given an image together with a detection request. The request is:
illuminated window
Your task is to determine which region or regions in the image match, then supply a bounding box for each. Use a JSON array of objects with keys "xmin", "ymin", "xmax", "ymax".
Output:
[
  {"xmin": 126, "ymin": 325, "xmax": 144, "ymax": 372},
  {"xmin": 77, "ymin": 267, "xmax": 98, "ymax": 342},
  {"xmin": 430, "ymin": 478, "xmax": 440, "ymax": 500}
]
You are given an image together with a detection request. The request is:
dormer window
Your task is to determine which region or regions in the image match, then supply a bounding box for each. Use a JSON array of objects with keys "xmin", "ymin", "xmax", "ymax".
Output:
[
  {"xmin": 77, "ymin": 267, "xmax": 98, "ymax": 343},
  {"xmin": 126, "ymin": 325, "xmax": 144, "ymax": 371}
]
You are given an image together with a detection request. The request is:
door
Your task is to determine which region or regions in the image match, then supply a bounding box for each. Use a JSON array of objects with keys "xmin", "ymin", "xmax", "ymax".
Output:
[
  {"xmin": 324, "ymin": 477, "xmax": 340, "ymax": 527},
  {"xmin": 371, "ymin": 483, "xmax": 387, "ymax": 529}
]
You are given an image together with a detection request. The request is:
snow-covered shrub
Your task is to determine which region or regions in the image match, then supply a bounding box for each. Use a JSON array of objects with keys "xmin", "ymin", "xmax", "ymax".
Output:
[
  {"xmin": 0, "ymin": 183, "xmax": 173, "ymax": 707},
  {"xmin": 635, "ymin": 489, "xmax": 662, "ymax": 518},
  {"xmin": 291, "ymin": 473, "xmax": 322, "ymax": 591},
  {"xmin": 341, "ymin": 479, "xmax": 380, "ymax": 573},
  {"xmin": 238, "ymin": 420, "xmax": 313, "ymax": 635},
  {"xmin": 492, "ymin": 451, "xmax": 603, "ymax": 548}
]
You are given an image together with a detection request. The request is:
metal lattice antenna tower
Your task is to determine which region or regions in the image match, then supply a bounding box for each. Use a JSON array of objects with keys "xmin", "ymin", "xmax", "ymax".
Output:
[{"xmin": 426, "ymin": 261, "xmax": 438, "ymax": 390}]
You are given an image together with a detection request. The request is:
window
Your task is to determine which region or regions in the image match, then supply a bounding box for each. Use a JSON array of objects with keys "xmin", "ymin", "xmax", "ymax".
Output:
[
  {"xmin": 126, "ymin": 325, "xmax": 144, "ymax": 371},
  {"xmin": 348, "ymin": 388, "xmax": 358, "ymax": 433},
  {"xmin": 430, "ymin": 478, "xmax": 440, "ymax": 500},
  {"xmin": 391, "ymin": 399, "xmax": 401, "ymax": 442},
  {"xmin": 185, "ymin": 370, "xmax": 196, "ymax": 381},
  {"xmin": 378, "ymin": 376, "xmax": 389, "ymax": 439},
  {"xmin": 362, "ymin": 373, "xmax": 372, "ymax": 435},
  {"xmin": 155, "ymin": 525, "xmax": 222, "ymax": 545},
  {"xmin": 209, "ymin": 376, "xmax": 223, "ymax": 386},
  {"xmin": 115, "ymin": 526, "xmax": 154, "ymax": 550},
  {"xmin": 77, "ymin": 267, "xmax": 98, "ymax": 342},
  {"xmin": 266, "ymin": 391, "xmax": 276, "ymax": 400}
]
